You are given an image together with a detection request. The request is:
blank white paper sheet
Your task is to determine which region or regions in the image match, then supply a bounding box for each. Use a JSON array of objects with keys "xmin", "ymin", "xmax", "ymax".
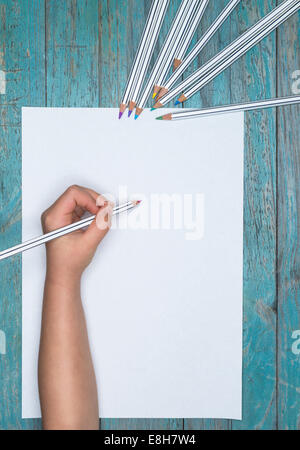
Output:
[{"xmin": 22, "ymin": 107, "xmax": 243, "ymax": 419}]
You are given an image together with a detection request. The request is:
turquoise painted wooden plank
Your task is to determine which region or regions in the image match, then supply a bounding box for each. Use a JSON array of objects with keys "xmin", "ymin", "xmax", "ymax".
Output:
[
  {"xmin": 99, "ymin": 0, "xmax": 182, "ymax": 430},
  {"xmin": 45, "ymin": 0, "xmax": 181, "ymax": 430},
  {"xmin": 1, "ymin": 0, "xmax": 298, "ymax": 430},
  {"xmin": 185, "ymin": 419, "xmax": 231, "ymax": 431},
  {"xmin": 45, "ymin": 0, "xmax": 99, "ymax": 428},
  {"xmin": 46, "ymin": 0, "xmax": 99, "ymax": 107},
  {"xmin": 183, "ymin": 0, "xmax": 234, "ymax": 110},
  {"xmin": 183, "ymin": 0, "xmax": 232, "ymax": 430},
  {"xmin": 100, "ymin": 416, "xmax": 183, "ymax": 430},
  {"xmin": 145, "ymin": 0, "xmax": 182, "ymax": 108},
  {"xmin": 99, "ymin": 0, "xmax": 133, "ymax": 107},
  {"xmin": 230, "ymin": 0, "xmax": 277, "ymax": 429},
  {"xmin": 277, "ymin": 10, "xmax": 300, "ymax": 430},
  {"xmin": 0, "ymin": 0, "xmax": 45, "ymax": 430}
]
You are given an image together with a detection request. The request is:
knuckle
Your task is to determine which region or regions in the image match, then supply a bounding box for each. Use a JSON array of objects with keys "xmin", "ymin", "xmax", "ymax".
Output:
[
  {"xmin": 41, "ymin": 210, "xmax": 54, "ymax": 230},
  {"xmin": 67, "ymin": 184, "xmax": 79, "ymax": 193},
  {"xmin": 96, "ymin": 194, "xmax": 108, "ymax": 207},
  {"xmin": 41, "ymin": 209, "xmax": 48, "ymax": 225}
]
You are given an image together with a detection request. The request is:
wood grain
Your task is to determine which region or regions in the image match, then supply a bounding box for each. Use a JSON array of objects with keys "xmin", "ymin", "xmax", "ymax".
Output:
[
  {"xmin": 277, "ymin": 9, "xmax": 300, "ymax": 430},
  {"xmin": 183, "ymin": 0, "xmax": 232, "ymax": 430},
  {"xmin": 99, "ymin": 0, "xmax": 183, "ymax": 431},
  {"xmin": 0, "ymin": 0, "xmax": 299, "ymax": 430},
  {"xmin": 0, "ymin": 0, "xmax": 45, "ymax": 430},
  {"xmin": 184, "ymin": 0, "xmax": 232, "ymax": 109},
  {"xmin": 46, "ymin": 0, "xmax": 99, "ymax": 107},
  {"xmin": 231, "ymin": 0, "xmax": 277, "ymax": 430},
  {"xmin": 99, "ymin": 0, "xmax": 146, "ymax": 107}
]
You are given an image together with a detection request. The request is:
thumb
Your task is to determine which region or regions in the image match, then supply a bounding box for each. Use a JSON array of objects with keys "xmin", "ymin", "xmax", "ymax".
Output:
[{"xmin": 84, "ymin": 203, "xmax": 113, "ymax": 249}]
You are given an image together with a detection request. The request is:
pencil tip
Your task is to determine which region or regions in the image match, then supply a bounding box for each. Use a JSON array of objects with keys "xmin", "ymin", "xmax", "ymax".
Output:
[
  {"xmin": 118, "ymin": 111, "xmax": 123, "ymax": 119},
  {"xmin": 152, "ymin": 92, "xmax": 157, "ymax": 99},
  {"xmin": 134, "ymin": 114, "xmax": 139, "ymax": 120},
  {"xmin": 128, "ymin": 110, "xmax": 133, "ymax": 118},
  {"xmin": 134, "ymin": 200, "xmax": 142, "ymax": 205},
  {"xmin": 174, "ymin": 100, "xmax": 180, "ymax": 106},
  {"xmin": 150, "ymin": 107, "xmax": 156, "ymax": 111},
  {"xmin": 156, "ymin": 116, "xmax": 163, "ymax": 120}
]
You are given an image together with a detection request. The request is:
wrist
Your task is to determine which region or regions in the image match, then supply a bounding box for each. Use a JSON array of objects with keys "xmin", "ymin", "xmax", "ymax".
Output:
[
  {"xmin": 45, "ymin": 267, "xmax": 82, "ymax": 291},
  {"xmin": 43, "ymin": 270, "xmax": 82, "ymax": 308}
]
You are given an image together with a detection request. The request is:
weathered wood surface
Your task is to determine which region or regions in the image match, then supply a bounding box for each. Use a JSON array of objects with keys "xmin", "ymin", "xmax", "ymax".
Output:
[
  {"xmin": 0, "ymin": 0, "xmax": 299, "ymax": 430},
  {"xmin": 0, "ymin": 0, "xmax": 45, "ymax": 430},
  {"xmin": 231, "ymin": 0, "xmax": 278, "ymax": 430},
  {"xmin": 277, "ymin": 9, "xmax": 300, "ymax": 430},
  {"xmin": 184, "ymin": 0, "xmax": 232, "ymax": 431}
]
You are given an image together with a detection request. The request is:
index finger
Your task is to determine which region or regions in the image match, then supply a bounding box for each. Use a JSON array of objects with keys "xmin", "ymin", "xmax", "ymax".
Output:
[{"xmin": 52, "ymin": 185, "xmax": 99, "ymax": 217}]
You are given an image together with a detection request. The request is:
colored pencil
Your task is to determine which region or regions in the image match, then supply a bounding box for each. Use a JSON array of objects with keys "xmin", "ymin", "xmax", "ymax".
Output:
[
  {"xmin": 155, "ymin": 96, "xmax": 300, "ymax": 120},
  {"xmin": 133, "ymin": 0, "xmax": 202, "ymax": 119},
  {"xmin": 153, "ymin": 0, "xmax": 300, "ymax": 108},
  {"xmin": 156, "ymin": 0, "xmax": 240, "ymax": 100},
  {"xmin": 118, "ymin": 0, "xmax": 169, "ymax": 119},
  {"xmin": 0, "ymin": 201, "xmax": 141, "ymax": 261},
  {"xmin": 171, "ymin": 0, "xmax": 210, "ymax": 72},
  {"xmin": 126, "ymin": 0, "xmax": 170, "ymax": 117}
]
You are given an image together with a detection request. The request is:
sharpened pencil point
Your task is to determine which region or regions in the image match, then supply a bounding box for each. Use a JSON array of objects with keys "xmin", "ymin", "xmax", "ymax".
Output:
[
  {"xmin": 134, "ymin": 200, "xmax": 142, "ymax": 205},
  {"xmin": 150, "ymin": 107, "xmax": 156, "ymax": 111},
  {"xmin": 175, "ymin": 100, "xmax": 180, "ymax": 106},
  {"xmin": 156, "ymin": 116, "xmax": 163, "ymax": 120},
  {"xmin": 134, "ymin": 114, "xmax": 139, "ymax": 120},
  {"xmin": 118, "ymin": 111, "xmax": 123, "ymax": 119},
  {"xmin": 128, "ymin": 110, "xmax": 133, "ymax": 118},
  {"xmin": 152, "ymin": 92, "xmax": 157, "ymax": 99}
]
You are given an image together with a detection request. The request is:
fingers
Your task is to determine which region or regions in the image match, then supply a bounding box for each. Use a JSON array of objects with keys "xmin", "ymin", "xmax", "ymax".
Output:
[
  {"xmin": 64, "ymin": 185, "xmax": 100, "ymax": 215},
  {"xmin": 96, "ymin": 195, "xmax": 107, "ymax": 208},
  {"xmin": 82, "ymin": 187, "xmax": 113, "ymax": 210},
  {"xmin": 62, "ymin": 185, "xmax": 108, "ymax": 215},
  {"xmin": 41, "ymin": 185, "xmax": 108, "ymax": 232},
  {"xmin": 41, "ymin": 184, "xmax": 114, "ymax": 246},
  {"xmin": 84, "ymin": 202, "xmax": 114, "ymax": 248},
  {"xmin": 72, "ymin": 205, "xmax": 85, "ymax": 222},
  {"xmin": 44, "ymin": 185, "xmax": 98, "ymax": 221},
  {"xmin": 96, "ymin": 202, "xmax": 114, "ymax": 230},
  {"xmin": 82, "ymin": 187, "xmax": 103, "ymax": 202},
  {"xmin": 74, "ymin": 205, "xmax": 85, "ymax": 217}
]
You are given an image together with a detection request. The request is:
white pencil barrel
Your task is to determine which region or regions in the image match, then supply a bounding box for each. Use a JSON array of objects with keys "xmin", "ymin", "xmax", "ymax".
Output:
[
  {"xmin": 121, "ymin": 0, "xmax": 162, "ymax": 105},
  {"xmin": 164, "ymin": 0, "xmax": 241, "ymax": 91},
  {"xmin": 136, "ymin": 0, "xmax": 199, "ymax": 108},
  {"xmin": 169, "ymin": 96, "xmax": 300, "ymax": 120},
  {"xmin": 174, "ymin": 0, "xmax": 210, "ymax": 61},
  {"xmin": 184, "ymin": 1, "xmax": 300, "ymax": 99},
  {"xmin": 129, "ymin": 0, "xmax": 170, "ymax": 102},
  {"xmin": 155, "ymin": 0, "xmax": 201, "ymax": 88},
  {"xmin": 129, "ymin": 0, "xmax": 170, "ymax": 101},
  {"xmin": 160, "ymin": 0, "xmax": 299, "ymax": 105},
  {"xmin": 0, "ymin": 202, "xmax": 136, "ymax": 261}
]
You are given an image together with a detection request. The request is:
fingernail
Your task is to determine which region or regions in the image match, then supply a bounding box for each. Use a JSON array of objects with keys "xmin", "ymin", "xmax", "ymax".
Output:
[
  {"xmin": 96, "ymin": 195, "xmax": 106, "ymax": 207},
  {"xmin": 96, "ymin": 206, "xmax": 112, "ymax": 230},
  {"xmin": 96, "ymin": 208, "xmax": 107, "ymax": 230}
]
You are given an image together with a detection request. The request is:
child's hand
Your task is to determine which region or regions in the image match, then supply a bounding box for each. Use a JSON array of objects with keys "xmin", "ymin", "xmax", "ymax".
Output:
[{"xmin": 41, "ymin": 185, "xmax": 113, "ymax": 284}]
